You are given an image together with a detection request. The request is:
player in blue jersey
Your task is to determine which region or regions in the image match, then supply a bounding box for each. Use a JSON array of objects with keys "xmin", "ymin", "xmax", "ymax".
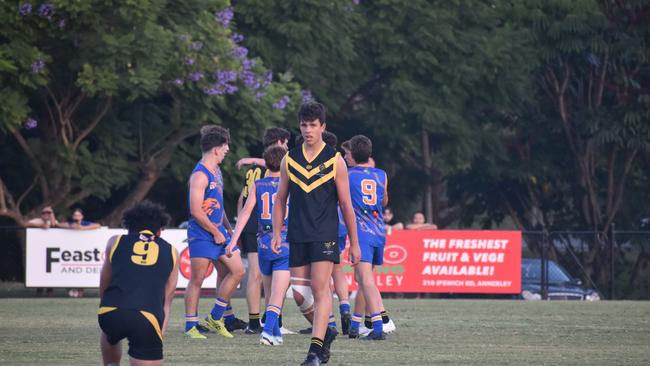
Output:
[
  {"xmin": 227, "ymin": 145, "xmax": 289, "ymax": 346},
  {"xmin": 184, "ymin": 125, "xmax": 245, "ymax": 339},
  {"xmin": 346, "ymin": 135, "xmax": 389, "ymax": 340}
]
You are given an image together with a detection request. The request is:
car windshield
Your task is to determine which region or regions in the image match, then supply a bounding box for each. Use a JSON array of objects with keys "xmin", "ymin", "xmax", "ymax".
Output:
[{"xmin": 522, "ymin": 260, "xmax": 573, "ymax": 283}]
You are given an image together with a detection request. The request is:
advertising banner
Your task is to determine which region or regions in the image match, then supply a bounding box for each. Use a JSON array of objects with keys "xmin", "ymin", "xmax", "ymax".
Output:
[
  {"xmin": 25, "ymin": 228, "xmax": 217, "ymax": 288},
  {"xmin": 341, "ymin": 230, "xmax": 521, "ymax": 294}
]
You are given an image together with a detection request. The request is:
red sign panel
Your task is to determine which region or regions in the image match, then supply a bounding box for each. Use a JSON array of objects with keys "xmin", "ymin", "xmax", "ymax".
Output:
[{"xmin": 341, "ymin": 230, "xmax": 521, "ymax": 294}]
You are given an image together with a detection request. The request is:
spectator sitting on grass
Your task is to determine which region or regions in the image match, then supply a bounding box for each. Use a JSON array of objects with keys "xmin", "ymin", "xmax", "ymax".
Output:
[{"xmin": 406, "ymin": 211, "xmax": 438, "ymax": 230}]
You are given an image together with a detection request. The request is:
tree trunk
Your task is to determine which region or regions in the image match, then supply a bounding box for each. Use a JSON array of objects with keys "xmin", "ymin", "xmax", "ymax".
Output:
[{"xmin": 421, "ymin": 129, "xmax": 434, "ymax": 223}]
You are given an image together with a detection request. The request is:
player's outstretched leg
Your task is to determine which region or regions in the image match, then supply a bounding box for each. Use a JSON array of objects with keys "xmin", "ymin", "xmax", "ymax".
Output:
[{"xmin": 203, "ymin": 252, "xmax": 245, "ymax": 338}]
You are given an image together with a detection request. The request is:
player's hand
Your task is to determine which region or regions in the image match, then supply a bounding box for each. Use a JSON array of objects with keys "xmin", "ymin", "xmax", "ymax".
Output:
[
  {"xmin": 349, "ymin": 243, "xmax": 361, "ymax": 266},
  {"xmin": 212, "ymin": 230, "xmax": 226, "ymax": 245},
  {"xmin": 225, "ymin": 241, "xmax": 237, "ymax": 257},
  {"xmin": 271, "ymin": 234, "xmax": 282, "ymax": 254}
]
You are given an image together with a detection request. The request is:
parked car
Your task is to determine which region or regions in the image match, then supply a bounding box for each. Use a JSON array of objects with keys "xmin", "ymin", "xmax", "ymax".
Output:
[{"xmin": 520, "ymin": 258, "xmax": 601, "ymax": 301}]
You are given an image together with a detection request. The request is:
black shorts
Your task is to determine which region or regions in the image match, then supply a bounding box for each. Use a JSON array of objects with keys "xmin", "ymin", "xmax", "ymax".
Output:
[
  {"xmin": 289, "ymin": 241, "xmax": 340, "ymax": 267},
  {"xmin": 98, "ymin": 307, "xmax": 163, "ymax": 361},
  {"xmin": 240, "ymin": 232, "xmax": 258, "ymax": 254}
]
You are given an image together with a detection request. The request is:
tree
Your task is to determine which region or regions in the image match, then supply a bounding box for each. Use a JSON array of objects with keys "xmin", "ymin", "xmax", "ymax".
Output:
[{"xmin": 0, "ymin": 1, "xmax": 299, "ymax": 225}]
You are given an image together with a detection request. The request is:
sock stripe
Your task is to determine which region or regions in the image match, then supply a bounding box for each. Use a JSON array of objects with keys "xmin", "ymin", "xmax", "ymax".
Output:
[
  {"xmin": 340, "ymin": 300, "xmax": 350, "ymax": 305},
  {"xmin": 310, "ymin": 338, "xmax": 324, "ymax": 347},
  {"xmin": 214, "ymin": 298, "xmax": 228, "ymax": 307},
  {"xmin": 249, "ymin": 313, "xmax": 261, "ymax": 319},
  {"xmin": 267, "ymin": 306, "xmax": 282, "ymax": 315},
  {"xmin": 351, "ymin": 315, "xmax": 363, "ymax": 322},
  {"xmin": 371, "ymin": 315, "xmax": 382, "ymax": 322}
]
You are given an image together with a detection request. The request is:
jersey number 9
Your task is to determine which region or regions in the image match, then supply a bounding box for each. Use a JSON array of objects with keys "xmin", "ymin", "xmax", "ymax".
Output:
[
  {"xmin": 131, "ymin": 241, "xmax": 160, "ymax": 266},
  {"xmin": 361, "ymin": 179, "xmax": 377, "ymax": 205}
]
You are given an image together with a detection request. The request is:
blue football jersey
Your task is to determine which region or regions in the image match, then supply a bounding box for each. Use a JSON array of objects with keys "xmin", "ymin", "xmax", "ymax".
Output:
[
  {"xmin": 187, "ymin": 162, "xmax": 230, "ymax": 243},
  {"xmin": 255, "ymin": 176, "xmax": 289, "ymax": 259},
  {"xmin": 348, "ymin": 166, "xmax": 387, "ymax": 247}
]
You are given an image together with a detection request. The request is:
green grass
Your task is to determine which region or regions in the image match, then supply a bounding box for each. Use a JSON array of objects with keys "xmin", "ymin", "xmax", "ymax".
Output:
[{"xmin": 0, "ymin": 296, "xmax": 648, "ymax": 365}]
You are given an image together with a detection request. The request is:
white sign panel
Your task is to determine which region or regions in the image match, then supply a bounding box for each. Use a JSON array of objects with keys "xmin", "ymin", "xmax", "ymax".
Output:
[{"xmin": 26, "ymin": 228, "xmax": 220, "ymax": 288}]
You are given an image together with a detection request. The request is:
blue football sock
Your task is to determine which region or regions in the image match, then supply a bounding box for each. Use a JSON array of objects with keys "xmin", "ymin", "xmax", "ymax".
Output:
[
  {"xmin": 263, "ymin": 305, "xmax": 281, "ymax": 335},
  {"xmin": 351, "ymin": 313, "xmax": 362, "ymax": 330},
  {"xmin": 339, "ymin": 300, "xmax": 351, "ymax": 314},
  {"xmin": 224, "ymin": 305, "xmax": 235, "ymax": 325},
  {"xmin": 371, "ymin": 312, "xmax": 383, "ymax": 334},
  {"xmin": 185, "ymin": 314, "xmax": 199, "ymax": 332},
  {"xmin": 210, "ymin": 297, "xmax": 228, "ymax": 320},
  {"xmin": 328, "ymin": 313, "xmax": 337, "ymax": 328}
]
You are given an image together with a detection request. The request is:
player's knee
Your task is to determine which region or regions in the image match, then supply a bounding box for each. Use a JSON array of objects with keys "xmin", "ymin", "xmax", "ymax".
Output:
[
  {"xmin": 292, "ymin": 284, "xmax": 314, "ymax": 312},
  {"xmin": 231, "ymin": 265, "xmax": 246, "ymax": 281}
]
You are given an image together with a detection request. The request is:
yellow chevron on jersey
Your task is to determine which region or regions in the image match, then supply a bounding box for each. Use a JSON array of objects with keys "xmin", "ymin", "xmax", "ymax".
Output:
[{"xmin": 286, "ymin": 151, "xmax": 338, "ymax": 193}]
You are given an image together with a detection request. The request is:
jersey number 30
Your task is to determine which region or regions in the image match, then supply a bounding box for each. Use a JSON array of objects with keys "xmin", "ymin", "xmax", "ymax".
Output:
[
  {"xmin": 361, "ymin": 179, "xmax": 377, "ymax": 205},
  {"xmin": 131, "ymin": 241, "xmax": 159, "ymax": 266}
]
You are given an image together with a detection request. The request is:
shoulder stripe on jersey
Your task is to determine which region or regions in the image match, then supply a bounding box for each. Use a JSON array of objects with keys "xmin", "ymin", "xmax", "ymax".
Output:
[
  {"xmin": 109, "ymin": 235, "xmax": 122, "ymax": 263},
  {"xmin": 286, "ymin": 155, "xmax": 337, "ymax": 179}
]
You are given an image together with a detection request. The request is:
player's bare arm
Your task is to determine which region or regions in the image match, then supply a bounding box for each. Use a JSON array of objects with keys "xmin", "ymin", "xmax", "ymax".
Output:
[
  {"xmin": 226, "ymin": 184, "xmax": 257, "ymax": 257},
  {"xmin": 383, "ymin": 172, "xmax": 389, "ymax": 208},
  {"xmin": 271, "ymin": 156, "xmax": 289, "ymax": 254},
  {"xmin": 98, "ymin": 235, "xmax": 120, "ymax": 298},
  {"xmin": 189, "ymin": 171, "xmax": 225, "ymax": 243},
  {"xmin": 162, "ymin": 247, "xmax": 179, "ymax": 336},
  {"xmin": 335, "ymin": 155, "xmax": 361, "ymax": 265}
]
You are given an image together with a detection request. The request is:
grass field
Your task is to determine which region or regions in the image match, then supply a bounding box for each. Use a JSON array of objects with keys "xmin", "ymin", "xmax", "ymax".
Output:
[{"xmin": 0, "ymin": 294, "xmax": 648, "ymax": 365}]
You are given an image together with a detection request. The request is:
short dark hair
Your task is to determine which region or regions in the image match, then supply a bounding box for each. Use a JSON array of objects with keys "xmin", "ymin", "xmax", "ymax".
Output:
[
  {"xmin": 200, "ymin": 125, "xmax": 230, "ymax": 152},
  {"xmin": 263, "ymin": 145, "xmax": 286, "ymax": 172},
  {"xmin": 122, "ymin": 200, "xmax": 170, "ymax": 234},
  {"xmin": 341, "ymin": 140, "xmax": 351, "ymax": 151},
  {"xmin": 263, "ymin": 127, "xmax": 290, "ymax": 148},
  {"xmin": 350, "ymin": 135, "xmax": 372, "ymax": 163},
  {"xmin": 322, "ymin": 131, "xmax": 338, "ymax": 148},
  {"xmin": 298, "ymin": 101, "xmax": 326, "ymax": 125}
]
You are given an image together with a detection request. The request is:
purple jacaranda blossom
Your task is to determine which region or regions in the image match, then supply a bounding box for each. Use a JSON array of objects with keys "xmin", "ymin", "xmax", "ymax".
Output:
[
  {"xmin": 24, "ymin": 118, "xmax": 37, "ymax": 130},
  {"xmin": 353, "ymin": 0, "xmax": 360, "ymax": 4},
  {"xmin": 215, "ymin": 70, "xmax": 237, "ymax": 83},
  {"xmin": 272, "ymin": 96, "xmax": 290, "ymax": 110},
  {"xmin": 240, "ymin": 70, "xmax": 260, "ymax": 89},
  {"xmin": 301, "ymin": 90, "xmax": 313, "ymax": 103},
  {"xmin": 204, "ymin": 86, "xmax": 224, "ymax": 96},
  {"xmin": 18, "ymin": 3, "xmax": 32, "ymax": 15},
  {"xmin": 173, "ymin": 79, "xmax": 184, "ymax": 86},
  {"xmin": 262, "ymin": 71, "xmax": 273, "ymax": 87},
  {"xmin": 224, "ymin": 83, "xmax": 238, "ymax": 94},
  {"xmin": 190, "ymin": 41, "xmax": 204, "ymax": 51},
  {"xmin": 215, "ymin": 7, "xmax": 233, "ymax": 28},
  {"xmin": 185, "ymin": 58, "xmax": 195, "ymax": 65},
  {"xmin": 230, "ymin": 46, "xmax": 248, "ymax": 59},
  {"xmin": 255, "ymin": 91, "xmax": 267, "ymax": 101},
  {"xmin": 57, "ymin": 19, "xmax": 65, "ymax": 28},
  {"xmin": 31, "ymin": 59, "xmax": 45, "ymax": 73},
  {"xmin": 231, "ymin": 33, "xmax": 244, "ymax": 44},
  {"xmin": 242, "ymin": 58, "xmax": 255, "ymax": 70},
  {"xmin": 188, "ymin": 72, "xmax": 204, "ymax": 82},
  {"xmin": 38, "ymin": 3, "xmax": 55, "ymax": 20}
]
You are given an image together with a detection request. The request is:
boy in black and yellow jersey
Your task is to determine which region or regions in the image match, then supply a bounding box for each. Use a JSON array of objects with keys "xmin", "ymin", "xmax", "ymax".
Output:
[
  {"xmin": 98, "ymin": 201, "xmax": 179, "ymax": 366},
  {"xmin": 272, "ymin": 101, "xmax": 361, "ymax": 366}
]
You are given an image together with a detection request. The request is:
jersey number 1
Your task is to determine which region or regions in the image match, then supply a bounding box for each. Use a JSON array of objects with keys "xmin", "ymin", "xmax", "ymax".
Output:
[
  {"xmin": 361, "ymin": 179, "xmax": 377, "ymax": 205},
  {"xmin": 260, "ymin": 192, "xmax": 276, "ymax": 220}
]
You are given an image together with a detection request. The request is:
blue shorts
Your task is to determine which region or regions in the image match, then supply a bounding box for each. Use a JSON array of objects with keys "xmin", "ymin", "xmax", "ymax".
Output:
[
  {"xmin": 258, "ymin": 255, "xmax": 289, "ymax": 276},
  {"xmin": 337, "ymin": 236, "xmax": 347, "ymax": 253},
  {"xmin": 188, "ymin": 239, "xmax": 238, "ymax": 260},
  {"xmin": 360, "ymin": 242, "xmax": 384, "ymax": 265}
]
